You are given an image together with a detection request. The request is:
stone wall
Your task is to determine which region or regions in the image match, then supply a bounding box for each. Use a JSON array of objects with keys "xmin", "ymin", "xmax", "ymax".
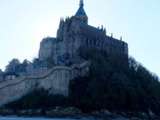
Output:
[{"xmin": 0, "ymin": 61, "xmax": 90, "ymax": 107}]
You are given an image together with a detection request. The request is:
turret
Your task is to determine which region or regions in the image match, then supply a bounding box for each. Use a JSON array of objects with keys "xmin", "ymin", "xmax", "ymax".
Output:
[{"xmin": 75, "ymin": 0, "xmax": 88, "ymax": 24}]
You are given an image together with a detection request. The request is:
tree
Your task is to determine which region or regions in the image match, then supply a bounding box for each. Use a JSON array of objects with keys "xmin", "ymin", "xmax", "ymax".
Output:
[
  {"xmin": 69, "ymin": 49, "xmax": 160, "ymax": 114},
  {"xmin": 5, "ymin": 58, "xmax": 20, "ymax": 73},
  {"xmin": 20, "ymin": 59, "xmax": 31, "ymax": 73},
  {"xmin": 0, "ymin": 69, "xmax": 3, "ymax": 73}
]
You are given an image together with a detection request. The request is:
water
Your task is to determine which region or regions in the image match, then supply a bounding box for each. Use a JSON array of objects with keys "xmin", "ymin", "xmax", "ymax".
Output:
[{"xmin": 0, "ymin": 117, "xmax": 78, "ymax": 120}]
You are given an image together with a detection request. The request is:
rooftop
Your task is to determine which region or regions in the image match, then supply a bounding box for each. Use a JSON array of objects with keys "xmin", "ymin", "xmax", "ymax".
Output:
[{"xmin": 75, "ymin": 0, "xmax": 87, "ymax": 17}]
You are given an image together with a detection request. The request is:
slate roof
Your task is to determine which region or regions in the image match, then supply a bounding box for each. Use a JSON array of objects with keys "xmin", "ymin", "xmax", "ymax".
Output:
[
  {"xmin": 75, "ymin": 0, "xmax": 87, "ymax": 17},
  {"xmin": 80, "ymin": 24, "xmax": 106, "ymax": 40}
]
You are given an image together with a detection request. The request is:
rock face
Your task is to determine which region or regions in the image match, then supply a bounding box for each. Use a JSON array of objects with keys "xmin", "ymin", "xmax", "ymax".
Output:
[{"xmin": 39, "ymin": 37, "xmax": 56, "ymax": 62}]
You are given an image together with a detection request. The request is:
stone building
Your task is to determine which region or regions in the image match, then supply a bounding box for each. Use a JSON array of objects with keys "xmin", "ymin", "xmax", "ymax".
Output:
[
  {"xmin": 39, "ymin": 0, "xmax": 128, "ymax": 66},
  {"xmin": 3, "ymin": 72, "xmax": 18, "ymax": 81}
]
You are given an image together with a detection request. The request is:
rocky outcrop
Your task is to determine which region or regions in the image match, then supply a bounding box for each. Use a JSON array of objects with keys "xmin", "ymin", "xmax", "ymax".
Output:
[
  {"xmin": 0, "ymin": 108, "xmax": 159, "ymax": 120},
  {"xmin": 46, "ymin": 107, "xmax": 82, "ymax": 117}
]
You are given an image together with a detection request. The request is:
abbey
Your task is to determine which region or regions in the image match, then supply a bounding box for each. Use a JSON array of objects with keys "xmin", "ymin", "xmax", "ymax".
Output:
[
  {"xmin": 39, "ymin": 0, "xmax": 128, "ymax": 66},
  {"xmin": 0, "ymin": 0, "xmax": 128, "ymax": 106}
]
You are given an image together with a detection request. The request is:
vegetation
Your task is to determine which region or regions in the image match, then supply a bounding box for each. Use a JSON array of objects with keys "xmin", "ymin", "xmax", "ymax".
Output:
[
  {"xmin": 69, "ymin": 49, "xmax": 160, "ymax": 114},
  {"xmin": 4, "ymin": 49, "xmax": 160, "ymax": 115},
  {"xmin": 5, "ymin": 88, "xmax": 69, "ymax": 110},
  {"xmin": 5, "ymin": 59, "xmax": 30, "ymax": 75},
  {"xmin": 3, "ymin": 57, "xmax": 54, "ymax": 77}
]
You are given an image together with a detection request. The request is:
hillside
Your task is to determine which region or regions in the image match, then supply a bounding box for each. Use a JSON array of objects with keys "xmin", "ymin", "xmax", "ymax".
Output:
[
  {"xmin": 2, "ymin": 49, "xmax": 160, "ymax": 119},
  {"xmin": 70, "ymin": 49, "xmax": 160, "ymax": 114}
]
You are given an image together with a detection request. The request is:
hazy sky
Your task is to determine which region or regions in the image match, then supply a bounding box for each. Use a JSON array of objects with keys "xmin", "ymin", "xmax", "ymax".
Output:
[{"xmin": 0, "ymin": 0, "xmax": 160, "ymax": 77}]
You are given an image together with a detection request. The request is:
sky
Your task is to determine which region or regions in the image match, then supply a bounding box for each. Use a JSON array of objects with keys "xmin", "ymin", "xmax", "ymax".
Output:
[{"xmin": 0, "ymin": 0, "xmax": 160, "ymax": 77}]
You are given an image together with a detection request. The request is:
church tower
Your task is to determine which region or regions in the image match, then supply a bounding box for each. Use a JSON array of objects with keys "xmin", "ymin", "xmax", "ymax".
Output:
[{"xmin": 75, "ymin": 0, "xmax": 88, "ymax": 24}]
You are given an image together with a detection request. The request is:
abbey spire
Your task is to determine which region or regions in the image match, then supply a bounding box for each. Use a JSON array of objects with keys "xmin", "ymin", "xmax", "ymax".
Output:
[
  {"xmin": 80, "ymin": 0, "xmax": 84, "ymax": 7},
  {"xmin": 75, "ymin": 0, "xmax": 88, "ymax": 24},
  {"xmin": 75, "ymin": 0, "xmax": 87, "ymax": 17}
]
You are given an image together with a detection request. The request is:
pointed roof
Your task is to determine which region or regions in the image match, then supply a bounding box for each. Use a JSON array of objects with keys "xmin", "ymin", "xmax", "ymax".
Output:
[{"xmin": 75, "ymin": 0, "xmax": 87, "ymax": 17}]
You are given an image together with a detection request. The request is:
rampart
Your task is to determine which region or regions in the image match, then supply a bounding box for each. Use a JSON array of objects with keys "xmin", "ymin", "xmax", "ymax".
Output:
[{"xmin": 0, "ymin": 61, "xmax": 90, "ymax": 107}]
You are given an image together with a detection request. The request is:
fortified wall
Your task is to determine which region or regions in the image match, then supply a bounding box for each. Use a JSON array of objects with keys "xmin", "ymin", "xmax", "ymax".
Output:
[{"xmin": 0, "ymin": 62, "xmax": 90, "ymax": 106}]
